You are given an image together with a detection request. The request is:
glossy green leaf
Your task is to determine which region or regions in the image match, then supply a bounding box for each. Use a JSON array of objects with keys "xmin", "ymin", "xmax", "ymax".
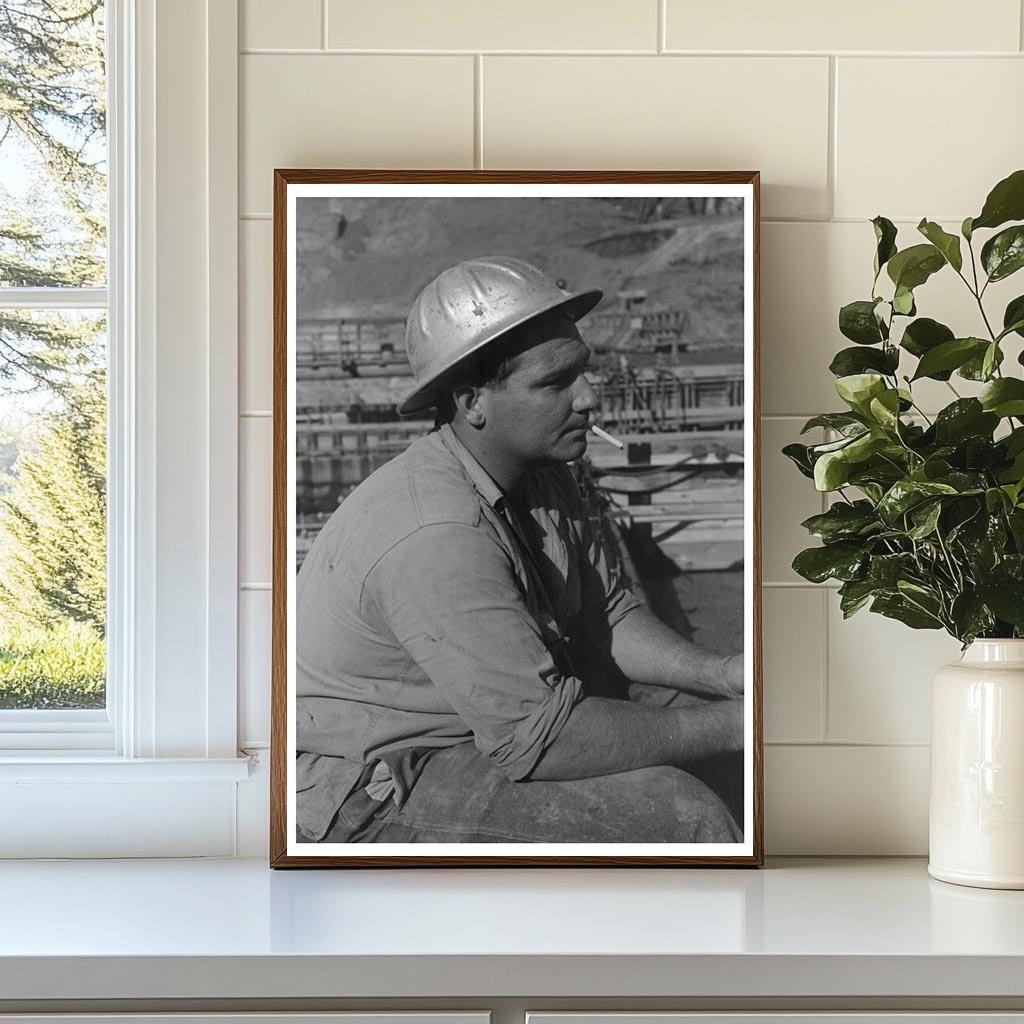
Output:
[
  {"xmin": 782, "ymin": 442, "xmax": 814, "ymax": 479},
  {"xmin": 962, "ymin": 216, "xmax": 974, "ymax": 241},
  {"xmin": 982, "ymin": 341, "xmax": 1001, "ymax": 381},
  {"xmin": 800, "ymin": 413, "xmax": 865, "ymax": 435},
  {"xmin": 838, "ymin": 579, "xmax": 879, "ymax": 618},
  {"xmin": 886, "ymin": 244, "xmax": 946, "ymax": 290},
  {"xmin": 981, "ymin": 225, "xmax": 1024, "ymax": 282},
  {"xmin": 868, "ymin": 552, "xmax": 914, "ymax": 587},
  {"xmin": 892, "ymin": 286, "xmax": 916, "ymax": 316},
  {"xmin": 855, "ymin": 481, "xmax": 885, "ymax": 504},
  {"xmin": 950, "ymin": 593, "xmax": 996, "ymax": 644},
  {"xmin": 792, "ymin": 542, "xmax": 866, "ymax": 584},
  {"xmin": 877, "ymin": 479, "xmax": 958, "ymax": 524},
  {"xmin": 908, "ymin": 500, "xmax": 943, "ymax": 539},
  {"xmin": 835, "ymin": 373, "xmax": 887, "ymax": 413},
  {"xmin": 1006, "ymin": 428, "xmax": 1024, "ymax": 456},
  {"xmin": 985, "ymin": 487, "xmax": 1009, "ymax": 514},
  {"xmin": 1008, "ymin": 508, "xmax": 1024, "ymax": 548},
  {"xmin": 900, "ymin": 318, "xmax": 955, "ymax": 377},
  {"xmin": 829, "ymin": 345, "xmax": 899, "ymax": 378},
  {"xmin": 871, "ymin": 593, "xmax": 943, "ymax": 630},
  {"xmin": 868, "ymin": 389, "xmax": 901, "ymax": 431},
  {"xmin": 979, "ymin": 377, "xmax": 1024, "ymax": 418},
  {"xmin": 911, "ymin": 338, "xmax": 987, "ymax": 381},
  {"xmin": 800, "ymin": 501, "xmax": 879, "ymax": 543},
  {"xmin": 872, "ymin": 215, "xmax": 898, "ymax": 277},
  {"xmin": 844, "ymin": 432, "xmax": 888, "ymax": 465},
  {"xmin": 976, "ymin": 577, "xmax": 1024, "ymax": 629},
  {"xmin": 933, "ymin": 470, "xmax": 986, "ymax": 493},
  {"xmin": 933, "ymin": 399, "xmax": 999, "ymax": 445},
  {"xmin": 814, "ymin": 450, "xmax": 850, "ymax": 491},
  {"xmin": 960, "ymin": 344, "xmax": 1004, "ymax": 381},
  {"xmin": 971, "ymin": 168, "xmax": 1024, "ymax": 232},
  {"xmin": 810, "ymin": 433, "xmax": 865, "ymax": 456},
  {"xmin": 917, "ymin": 219, "xmax": 963, "ymax": 272},
  {"xmin": 1003, "ymin": 295, "xmax": 1024, "ymax": 340},
  {"xmin": 839, "ymin": 300, "xmax": 886, "ymax": 345}
]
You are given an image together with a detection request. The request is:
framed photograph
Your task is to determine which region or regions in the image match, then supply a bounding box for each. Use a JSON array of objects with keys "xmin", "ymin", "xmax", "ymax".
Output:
[{"xmin": 271, "ymin": 171, "xmax": 762, "ymax": 867}]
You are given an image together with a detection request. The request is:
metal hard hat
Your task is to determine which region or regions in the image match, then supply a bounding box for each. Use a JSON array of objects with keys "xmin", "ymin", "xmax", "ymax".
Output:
[{"xmin": 397, "ymin": 256, "xmax": 602, "ymax": 416}]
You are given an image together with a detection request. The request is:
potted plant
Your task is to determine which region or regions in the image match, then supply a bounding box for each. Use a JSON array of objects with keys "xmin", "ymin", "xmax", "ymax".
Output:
[{"xmin": 784, "ymin": 169, "xmax": 1024, "ymax": 889}]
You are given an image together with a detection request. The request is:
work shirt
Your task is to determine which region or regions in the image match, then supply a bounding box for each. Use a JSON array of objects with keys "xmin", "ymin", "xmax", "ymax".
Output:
[{"xmin": 295, "ymin": 423, "xmax": 641, "ymax": 840}]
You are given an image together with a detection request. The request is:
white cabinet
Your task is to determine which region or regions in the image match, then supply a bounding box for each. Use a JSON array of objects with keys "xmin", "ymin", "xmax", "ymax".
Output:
[
  {"xmin": 528, "ymin": 1017, "xmax": 1024, "ymax": 1024},
  {"xmin": 0, "ymin": 1017, "xmax": 490, "ymax": 1024}
]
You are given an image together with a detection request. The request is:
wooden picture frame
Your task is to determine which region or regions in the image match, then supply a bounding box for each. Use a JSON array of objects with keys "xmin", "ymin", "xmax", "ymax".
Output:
[{"xmin": 271, "ymin": 171, "xmax": 762, "ymax": 867}]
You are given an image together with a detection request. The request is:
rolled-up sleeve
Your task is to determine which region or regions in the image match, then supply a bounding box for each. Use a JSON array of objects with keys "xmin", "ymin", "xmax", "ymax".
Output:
[{"xmin": 363, "ymin": 523, "xmax": 582, "ymax": 781}]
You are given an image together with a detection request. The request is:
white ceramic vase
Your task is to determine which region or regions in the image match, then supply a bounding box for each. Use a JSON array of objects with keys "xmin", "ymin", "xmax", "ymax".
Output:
[{"xmin": 929, "ymin": 639, "xmax": 1024, "ymax": 889}]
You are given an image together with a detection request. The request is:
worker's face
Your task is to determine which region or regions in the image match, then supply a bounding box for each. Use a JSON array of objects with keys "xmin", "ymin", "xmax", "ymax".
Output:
[{"xmin": 479, "ymin": 316, "xmax": 599, "ymax": 468}]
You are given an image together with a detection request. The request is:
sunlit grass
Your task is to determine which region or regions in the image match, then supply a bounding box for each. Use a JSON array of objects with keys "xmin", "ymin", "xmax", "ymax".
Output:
[{"xmin": 0, "ymin": 620, "xmax": 105, "ymax": 709}]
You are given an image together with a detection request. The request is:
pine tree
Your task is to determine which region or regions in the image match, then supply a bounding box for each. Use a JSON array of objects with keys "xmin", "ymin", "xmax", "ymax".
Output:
[
  {"xmin": 0, "ymin": 372, "xmax": 105, "ymax": 632},
  {"xmin": 0, "ymin": 0, "xmax": 106, "ymax": 394},
  {"xmin": 0, "ymin": 1, "xmax": 107, "ymax": 645}
]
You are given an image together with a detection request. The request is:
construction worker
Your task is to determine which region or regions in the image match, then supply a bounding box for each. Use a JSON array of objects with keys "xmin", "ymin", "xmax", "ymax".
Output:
[{"xmin": 295, "ymin": 256, "xmax": 744, "ymax": 845}]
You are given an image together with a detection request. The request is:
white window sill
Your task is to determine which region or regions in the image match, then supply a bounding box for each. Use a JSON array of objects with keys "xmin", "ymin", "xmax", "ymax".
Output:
[
  {"xmin": 0, "ymin": 755, "xmax": 252, "ymax": 781},
  {"xmin": 0, "ymin": 756, "xmax": 255, "ymax": 858}
]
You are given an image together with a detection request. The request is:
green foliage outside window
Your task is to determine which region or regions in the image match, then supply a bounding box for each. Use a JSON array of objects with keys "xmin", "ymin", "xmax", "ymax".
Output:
[
  {"xmin": 784, "ymin": 170, "xmax": 1024, "ymax": 646},
  {"xmin": 0, "ymin": 1, "xmax": 107, "ymax": 708}
]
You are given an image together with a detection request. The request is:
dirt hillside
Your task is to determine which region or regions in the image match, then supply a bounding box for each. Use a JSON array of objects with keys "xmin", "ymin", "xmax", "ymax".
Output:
[{"xmin": 296, "ymin": 196, "xmax": 744, "ymax": 346}]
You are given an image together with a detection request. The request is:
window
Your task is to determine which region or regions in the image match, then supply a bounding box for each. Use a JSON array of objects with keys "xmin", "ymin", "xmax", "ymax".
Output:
[
  {"xmin": 0, "ymin": 0, "xmax": 110, "ymax": 748},
  {"xmin": 0, "ymin": 0, "xmax": 246, "ymax": 858}
]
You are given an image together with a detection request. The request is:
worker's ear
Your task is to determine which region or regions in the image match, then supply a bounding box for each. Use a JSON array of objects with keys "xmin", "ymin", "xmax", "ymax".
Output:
[{"xmin": 452, "ymin": 383, "xmax": 486, "ymax": 428}]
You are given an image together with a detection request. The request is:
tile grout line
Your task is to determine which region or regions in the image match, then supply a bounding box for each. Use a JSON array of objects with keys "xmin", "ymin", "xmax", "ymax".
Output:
[
  {"xmin": 765, "ymin": 740, "xmax": 931, "ymax": 748},
  {"xmin": 820, "ymin": 587, "xmax": 831, "ymax": 743},
  {"xmin": 657, "ymin": 0, "xmax": 666, "ymax": 54},
  {"xmin": 827, "ymin": 55, "xmax": 838, "ymax": 221},
  {"xmin": 237, "ymin": 47, "xmax": 1024, "ymax": 57},
  {"xmin": 1021, "ymin": 0, "xmax": 1024, "ymax": 52},
  {"xmin": 474, "ymin": 55, "xmax": 484, "ymax": 169},
  {"xmin": 321, "ymin": 0, "xmax": 328, "ymax": 50}
]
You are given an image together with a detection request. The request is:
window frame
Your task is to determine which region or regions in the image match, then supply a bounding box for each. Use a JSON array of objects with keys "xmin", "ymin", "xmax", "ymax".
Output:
[{"xmin": 0, "ymin": 0, "xmax": 248, "ymax": 856}]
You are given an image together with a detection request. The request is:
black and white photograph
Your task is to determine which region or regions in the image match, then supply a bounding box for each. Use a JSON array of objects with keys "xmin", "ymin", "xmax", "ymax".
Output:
[{"xmin": 272, "ymin": 172, "xmax": 762, "ymax": 867}]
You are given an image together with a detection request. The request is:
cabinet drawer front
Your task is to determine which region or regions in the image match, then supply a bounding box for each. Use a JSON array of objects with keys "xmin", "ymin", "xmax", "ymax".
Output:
[
  {"xmin": 528, "ymin": 1016, "xmax": 1024, "ymax": 1024},
  {"xmin": 0, "ymin": 1015, "xmax": 490, "ymax": 1024}
]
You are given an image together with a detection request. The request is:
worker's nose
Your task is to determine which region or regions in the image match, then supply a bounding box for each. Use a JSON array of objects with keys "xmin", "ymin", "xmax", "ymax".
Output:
[{"xmin": 571, "ymin": 375, "xmax": 599, "ymax": 414}]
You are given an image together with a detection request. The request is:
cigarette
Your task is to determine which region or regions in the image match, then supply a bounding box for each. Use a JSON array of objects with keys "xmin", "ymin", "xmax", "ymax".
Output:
[{"xmin": 589, "ymin": 424, "xmax": 625, "ymax": 449}]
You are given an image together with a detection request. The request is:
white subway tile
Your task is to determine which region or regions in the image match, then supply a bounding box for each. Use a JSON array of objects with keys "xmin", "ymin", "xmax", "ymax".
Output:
[
  {"xmin": 240, "ymin": 416, "xmax": 273, "ymax": 586},
  {"xmin": 762, "ymin": 588, "xmax": 825, "ymax": 743},
  {"xmin": 666, "ymin": 0, "xmax": 1020, "ymax": 53},
  {"xmin": 762, "ymin": 222, "xmax": 849, "ymax": 417},
  {"xmin": 765, "ymin": 744, "xmax": 929, "ymax": 854},
  {"xmin": 239, "ymin": 589, "xmax": 272, "ymax": 746},
  {"xmin": 836, "ymin": 58, "xmax": 1024, "ymax": 221},
  {"xmin": 760, "ymin": 418, "xmax": 824, "ymax": 584},
  {"xmin": 483, "ymin": 56, "xmax": 830, "ymax": 220},
  {"xmin": 240, "ymin": 55, "xmax": 474, "ymax": 214},
  {"xmin": 328, "ymin": 0, "xmax": 657, "ymax": 51},
  {"xmin": 827, "ymin": 598, "xmax": 961, "ymax": 743},
  {"xmin": 241, "ymin": 0, "xmax": 321, "ymax": 50},
  {"xmin": 762, "ymin": 221, "xmax": 1021, "ymax": 416},
  {"xmin": 240, "ymin": 220, "xmax": 273, "ymax": 412}
]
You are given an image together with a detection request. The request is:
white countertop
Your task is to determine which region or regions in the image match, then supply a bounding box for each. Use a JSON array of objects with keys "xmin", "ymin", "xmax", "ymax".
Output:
[{"xmin": 1, "ymin": 857, "xmax": 1023, "ymax": 1002}]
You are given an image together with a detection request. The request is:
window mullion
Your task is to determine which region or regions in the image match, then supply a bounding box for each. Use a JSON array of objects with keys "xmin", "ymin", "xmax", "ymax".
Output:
[{"xmin": 0, "ymin": 287, "xmax": 108, "ymax": 310}]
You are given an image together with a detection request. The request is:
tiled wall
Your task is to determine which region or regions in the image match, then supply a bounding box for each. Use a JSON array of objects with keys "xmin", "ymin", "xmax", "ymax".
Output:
[{"xmin": 236, "ymin": 0, "xmax": 1024, "ymax": 854}]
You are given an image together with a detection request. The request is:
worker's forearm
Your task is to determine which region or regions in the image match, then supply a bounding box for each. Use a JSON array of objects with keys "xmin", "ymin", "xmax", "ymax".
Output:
[
  {"xmin": 528, "ymin": 695, "xmax": 743, "ymax": 782},
  {"xmin": 609, "ymin": 606, "xmax": 741, "ymax": 698}
]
